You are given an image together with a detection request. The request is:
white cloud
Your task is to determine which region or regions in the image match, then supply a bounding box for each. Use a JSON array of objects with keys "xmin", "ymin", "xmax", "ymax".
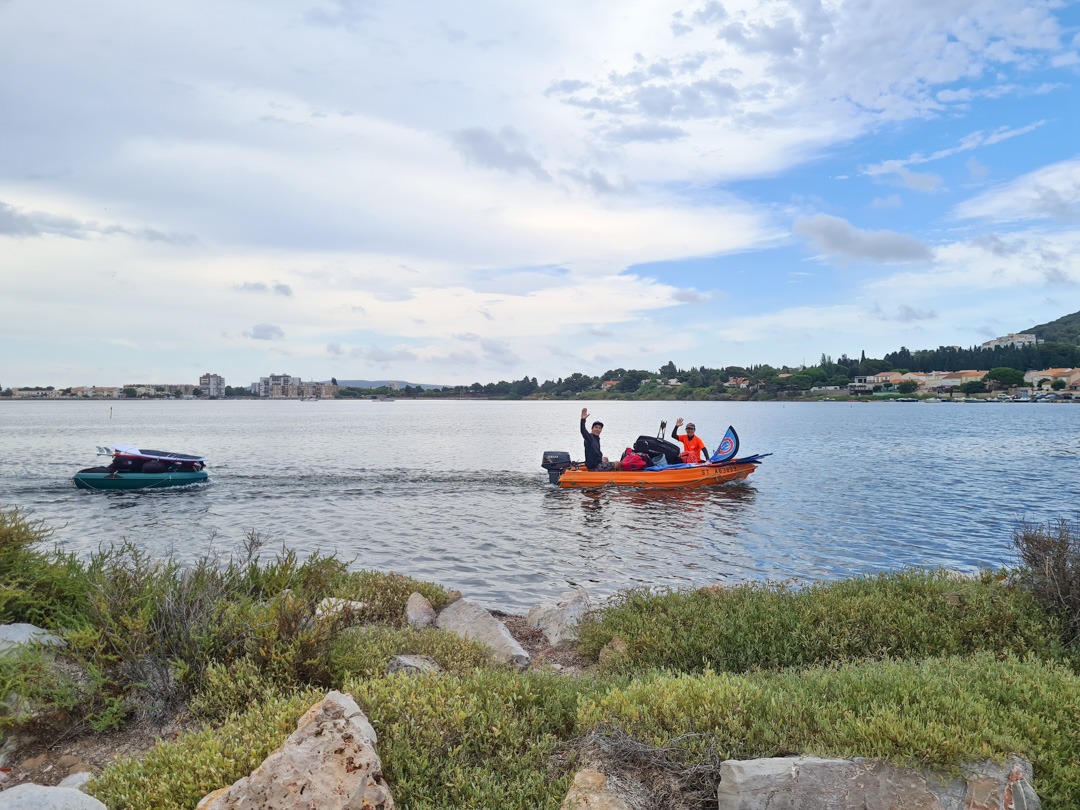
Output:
[
  {"xmin": 1, "ymin": 0, "xmax": 1077, "ymax": 385},
  {"xmin": 245, "ymin": 324, "xmax": 285, "ymax": 341},
  {"xmin": 793, "ymin": 215, "xmax": 933, "ymax": 264},
  {"xmin": 953, "ymin": 158, "xmax": 1080, "ymax": 223}
]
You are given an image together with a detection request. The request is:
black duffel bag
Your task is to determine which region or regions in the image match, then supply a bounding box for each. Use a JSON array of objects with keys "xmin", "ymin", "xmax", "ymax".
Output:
[{"xmin": 633, "ymin": 435, "xmax": 682, "ymax": 465}]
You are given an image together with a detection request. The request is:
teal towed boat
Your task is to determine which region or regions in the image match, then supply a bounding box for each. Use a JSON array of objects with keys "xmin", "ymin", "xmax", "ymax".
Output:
[{"xmin": 73, "ymin": 445, "xmax": 209, "ymax": 491}]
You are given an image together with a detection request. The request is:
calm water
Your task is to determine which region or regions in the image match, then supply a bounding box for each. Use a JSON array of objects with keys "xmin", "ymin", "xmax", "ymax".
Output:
[{"xmin": 1, "ymin": 399, "xmax": 1077, "ymax": 611}]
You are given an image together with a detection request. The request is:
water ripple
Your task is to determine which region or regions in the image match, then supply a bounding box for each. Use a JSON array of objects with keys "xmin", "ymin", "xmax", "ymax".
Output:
[{"xmin": 1, "ymin": 399, "xmax": 1078, "ymax": 610}]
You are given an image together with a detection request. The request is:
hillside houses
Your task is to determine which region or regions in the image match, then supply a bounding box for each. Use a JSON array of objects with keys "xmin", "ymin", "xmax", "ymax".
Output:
[{"xmin": 846, "ymin": 368, "xmax": 1080, "ymax": 396}]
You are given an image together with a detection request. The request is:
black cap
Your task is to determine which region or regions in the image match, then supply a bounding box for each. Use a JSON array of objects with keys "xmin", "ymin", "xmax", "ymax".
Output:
[{"xmin": 592, "ymin": 421, "xmax": 603, "ymax": 427}]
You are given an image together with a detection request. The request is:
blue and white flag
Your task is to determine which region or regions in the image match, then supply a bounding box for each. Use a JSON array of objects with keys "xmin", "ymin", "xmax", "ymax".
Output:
[{"xmin": 709, "ymin": 426, "xmax": 739, "ymax": 463}]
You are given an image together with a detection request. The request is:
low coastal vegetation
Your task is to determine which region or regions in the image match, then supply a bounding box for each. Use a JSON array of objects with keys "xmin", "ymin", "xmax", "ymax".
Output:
[{"xmin": 2, "ymin": 508, "xmax": 1079, "ymax": 808}]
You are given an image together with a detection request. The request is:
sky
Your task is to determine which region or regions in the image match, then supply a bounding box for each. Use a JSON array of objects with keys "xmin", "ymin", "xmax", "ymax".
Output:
[{"xmin": 2, "ymin": 0, "xmax": 1079, "ymax": 388}]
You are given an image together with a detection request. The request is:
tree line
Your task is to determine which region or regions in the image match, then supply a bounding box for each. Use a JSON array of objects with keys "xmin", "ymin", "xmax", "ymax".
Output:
[
  {"xmin": 325, "ymin": 341, "xmax": 1080, "ymax": 401},
  {"xmin": 8, "ymin": 339, "xmax": 1076, "ymax": 401}
]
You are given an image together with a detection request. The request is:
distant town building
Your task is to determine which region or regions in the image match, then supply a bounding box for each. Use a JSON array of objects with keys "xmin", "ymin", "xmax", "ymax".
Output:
[
  {"xmin": 199, "ymin": 373, "xmax": 225, "ymax": 398},
  {"xmin": 69, "ymin": 386, "xmax": 119, "ymax": 398},
  {"xmin": 980, "ymin": 333, "xmax": 1038, "ymax": 350},
  {"xmin": 122, "ymin": 383, "xmax": 197, "ymax": 397},
  {"xmin": 1024, "ymin": 368, "xmax": 1079, "ymax": 388},
  {"xmin": 257, "ymin": 373, "xmax": 300, "ymax": 398},
  {"xmin": 253, "ymin": 374, "xmax": 336, "ymax": 399}
]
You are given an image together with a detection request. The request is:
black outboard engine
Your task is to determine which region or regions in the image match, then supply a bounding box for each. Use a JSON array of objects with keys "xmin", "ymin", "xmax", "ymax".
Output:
[{"xmin": 541, "ymin": 451, "xmax": 571, "ymax": 484}]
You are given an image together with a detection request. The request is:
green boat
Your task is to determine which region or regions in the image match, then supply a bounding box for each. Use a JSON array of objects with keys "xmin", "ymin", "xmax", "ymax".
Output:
[{"xmin": 73, "ymin": 445, "xmax": 209, "ymax": 491}]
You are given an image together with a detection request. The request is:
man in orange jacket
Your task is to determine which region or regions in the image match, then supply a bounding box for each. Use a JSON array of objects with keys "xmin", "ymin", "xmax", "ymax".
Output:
[{"xmin": 671, "ymin": 417, "xmax": 708, "ymax": 463}]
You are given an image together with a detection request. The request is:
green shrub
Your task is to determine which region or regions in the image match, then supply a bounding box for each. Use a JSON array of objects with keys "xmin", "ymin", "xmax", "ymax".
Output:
[
  {"xmin": 335, "ymin": 570, "xmax": 449, "ymax": 626},
  {"xmin": 1014, "ymin": 518, "xmax": 1080, "ymax": 649},
  {"xmin": 90, "ymin": 690, "xmax": 319, "ymax": 809},
  {"xmin": 188, "ymin": 657, "xmax": 295, "ymax": 723},
  {"xmin": 0, "ymin": 508, "xmax": 89, "ymax": 627},
  {"xmin": 328, "ymin": 625, "xmax": 494, "ymax": 682},
  {"xmin": 61, "ymin": 538, "xmax": 378, "ymax": 720},
  {"xmin": 576, "ymin": 570, "xmax": 1064, "ymax": 674},
  {"xmin": 96, "ymin": 672, "xmax": 598, "ymax": 810},
  {"xmin": 577, "ymin": 653, "xmax": 1080, "ymax": 808},
  {"xmin": 0, "ymin": 647, "xmax": 82, "ymax": 735},
  {"xmin": 345, "ymin": 669, "xmax": 598, "ymax": 809}
]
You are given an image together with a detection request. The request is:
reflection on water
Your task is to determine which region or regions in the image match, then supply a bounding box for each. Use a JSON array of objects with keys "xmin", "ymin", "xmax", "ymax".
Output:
[{"xmin": 1, "ymin": 399, "xmax": 1078, "ymax": 611}]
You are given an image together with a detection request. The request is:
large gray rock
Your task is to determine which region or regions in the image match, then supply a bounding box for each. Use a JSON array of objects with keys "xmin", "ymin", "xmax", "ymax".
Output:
[
  {"xmin": 405, "ymin": 592, "xmax": 436, "ymax": 628},
  {"xmin": 58, "ymin": 772, "xmax": 94, "ymax": 791},
  {"xmin": 0, "ymin": 624, "xmax": 65, "ymax": 656},
  {"xmin": 435, "ymin": 599, "xmax": 530, "ymax": 669},
  {"xmin": 0, "ymin": 783, "xmax": 106, "ymax": 809},
  {"xmin": 197, "ymin": 690, "xmax": 391, "ymax": 809},
  {"xmin": 527, "ymin": 589, "xmax": 590, "ymax": 646},
  {"xmin": 716, "ymin": 756, "xmax": 1039, "ymax": 809}
]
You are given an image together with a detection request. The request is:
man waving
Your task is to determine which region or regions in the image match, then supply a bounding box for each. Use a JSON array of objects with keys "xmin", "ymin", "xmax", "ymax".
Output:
[{"xmin": 671, "ymin": 418, "xmax": 708, "ymax": 463}]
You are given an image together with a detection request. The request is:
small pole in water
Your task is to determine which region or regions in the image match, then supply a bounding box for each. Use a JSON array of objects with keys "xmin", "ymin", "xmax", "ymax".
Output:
[{"xmin": 110, "ymin": 407, "xmax": 113, "ymax": 419}]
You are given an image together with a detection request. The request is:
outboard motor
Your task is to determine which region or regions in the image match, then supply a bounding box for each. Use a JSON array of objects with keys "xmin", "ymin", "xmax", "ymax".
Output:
[{"xmin": 541, "ymin": 451, "xmax": 571, "ymax": 484}]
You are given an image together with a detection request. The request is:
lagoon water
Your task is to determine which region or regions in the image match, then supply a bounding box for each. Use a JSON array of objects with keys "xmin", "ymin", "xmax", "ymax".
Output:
[{"xmin": 1, "ymin": 398, "xmax": 1077, "ymax": 611}]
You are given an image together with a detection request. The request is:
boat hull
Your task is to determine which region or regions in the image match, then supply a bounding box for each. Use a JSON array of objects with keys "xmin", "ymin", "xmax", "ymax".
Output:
[
  {"xmin": 72, "ymin": 471, "xmax": 209, "ymax": 491},
  {"xmin": 556, "ymin": 462, "xmax": 757, "ymax": 489}
]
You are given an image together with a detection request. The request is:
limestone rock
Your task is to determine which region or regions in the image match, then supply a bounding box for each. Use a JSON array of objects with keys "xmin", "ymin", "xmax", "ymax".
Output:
[
  {"xmin": 58, "ymin": 771, "xmax": 94, "ymax": 791},
  {"xmin": 0, "ymin": 783, "xmax": 106, "ymax": 809},
  {"xmin": 561, "ymin": 768, "xmax": 632, "ymax": 809},
  {"xmin": 715, "ymin": 755, "xmax": 1040, "ymax": 810},
  {"xmin": 386, "ymin": 654, "xmax": 442, "ymax": 676},
  {"xmin": 527, "ymin": 589, "xmax": 590, "ymax": 646},
  {"xmin": 405, "ymin": 592, "xmax": 436, "ymax": 628},
  {"xmin": 197, "ymin": 690, "xmax": 392, "ymax": 810},
  {"xmin": 435, "ymin": 599, "xmax": 530, "ymax": 669},
  {"xmin": 0, "ymin": 624, "xmax": 65, "ymax": 656}
]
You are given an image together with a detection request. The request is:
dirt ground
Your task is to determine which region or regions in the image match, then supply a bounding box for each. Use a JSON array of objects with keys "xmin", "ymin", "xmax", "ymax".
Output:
[{"xmin": 1, "ymin": 615, "xmax": 591, "ymax": 791}]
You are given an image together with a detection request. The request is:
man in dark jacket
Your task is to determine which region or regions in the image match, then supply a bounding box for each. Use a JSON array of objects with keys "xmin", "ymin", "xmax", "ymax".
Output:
[{"xmin": 580, "ymin": 408, "xmax": 606, "ymax": 470}]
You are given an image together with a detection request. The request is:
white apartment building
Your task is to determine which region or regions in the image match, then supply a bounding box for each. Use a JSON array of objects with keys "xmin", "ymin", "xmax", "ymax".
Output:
[
  {"xmin": 980, "ymin": 333, "xmax": 1038, "ymax": 349},
  {"xmin": 199, "ymin": 373, "xmax": 225, "ymax": 397},
  {"xmin": 257, "ymin": 373, "xmax": 300, "ymax": 398}
]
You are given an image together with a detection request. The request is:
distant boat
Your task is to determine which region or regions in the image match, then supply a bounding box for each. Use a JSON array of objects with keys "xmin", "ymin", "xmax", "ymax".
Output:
[{"xmin": 73, "ymin": 445, "xmax": 209, "ymax": 491}]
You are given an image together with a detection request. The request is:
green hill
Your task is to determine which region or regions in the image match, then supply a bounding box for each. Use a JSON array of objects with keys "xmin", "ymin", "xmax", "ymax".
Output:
[{"xmin": 1025, "ymin": 310, "xmax": 1080, "ymax": 345}]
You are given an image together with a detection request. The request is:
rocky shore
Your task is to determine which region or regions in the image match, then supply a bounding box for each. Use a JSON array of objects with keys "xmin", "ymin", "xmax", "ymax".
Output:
[{"xmin": 0, "ymin": 584, "xmax": 1049, "ymax": 809}]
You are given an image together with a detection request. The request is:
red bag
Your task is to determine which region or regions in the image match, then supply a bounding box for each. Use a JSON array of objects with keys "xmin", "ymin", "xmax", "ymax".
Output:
[
  {"xmin": 621, "ymin": 448, "xmax": 647, "ymax": 470},
  {"xmin": 680, "ymin": 450, "xmax": 699, "ymax": 464}
]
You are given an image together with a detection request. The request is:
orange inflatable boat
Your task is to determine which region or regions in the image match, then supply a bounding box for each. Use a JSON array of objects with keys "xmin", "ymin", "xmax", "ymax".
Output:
[
  {"xmin": 543, "ymin": 423, "xmax": 769, "ymax": 489},
  {"xmin": 552, "ymin": 459, "xmax": 761, "ymax": 489}
]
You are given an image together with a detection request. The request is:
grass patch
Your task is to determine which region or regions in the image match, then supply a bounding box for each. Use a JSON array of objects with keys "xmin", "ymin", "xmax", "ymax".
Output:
[
  {"xmin": 577, "ymin": 653, "xmax": 1080, "ymax": 807},
  {"xmin": 328, "ymin": 625, "xmax": 495, "ymax": 681},
  {"xmin": 89, "ymin": 689, "xmax": 320, "ymax": 810},
  {"xmin": 95, "ymin": 655, "xmax": 1080, "ymax": 809},
  {"xmin": 0, "ymin": 508, "xmax": 89, "ymax": 628},
  {"xmin": 341, "ymin": 669, "xmax": 596, "ymax": 809},
  {"xmin": 95, "ymin": 670, "xmax": 598, "ymax": 810},
  {"xmin": 575, "ymin": 570, "xmax": 1064, "ymax": 674},
  {"xmin": 332, "ymin": 569, "xmax": 449, "ymax": 627}
]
